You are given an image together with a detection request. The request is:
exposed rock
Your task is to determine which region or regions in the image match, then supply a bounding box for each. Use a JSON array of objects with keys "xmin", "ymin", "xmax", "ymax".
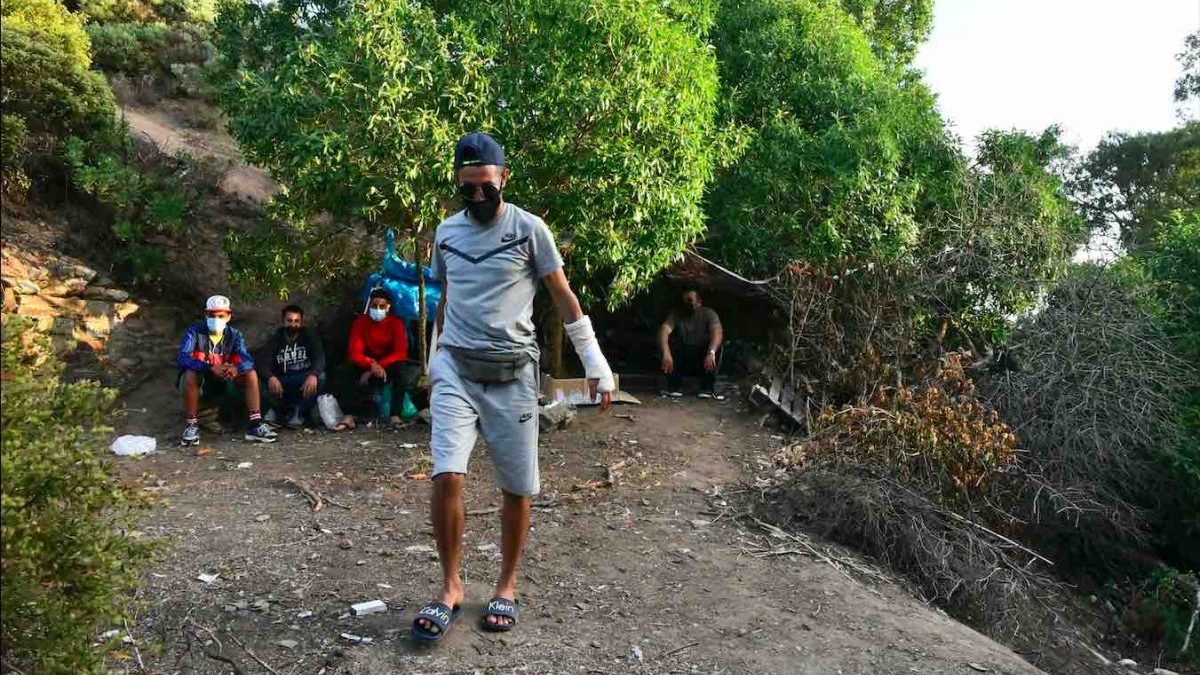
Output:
[
  {"xmin": 539, "ymin": 401, "xmax": 576, "ymax": 433},
  {"xmin": 52, "ymin": 262, "xmax": 98, "ymax": 283},
  {"xmin": 43, "ymin": 296, "xmax": 89, "ymax": 315},
  {"xmin": 5, "ymin": 278, "xmax": 40, "ymax": 295},
  {"xmin": 40, "ymin": 278, "xmax": 89, "ymax": 297},
  {"xmin": 50, "ymin": 317, "xmax": 77, "ymax": 337},
  {"xmin": 84, "ymin": 287, "xmax": 131, "ymax": 302}
]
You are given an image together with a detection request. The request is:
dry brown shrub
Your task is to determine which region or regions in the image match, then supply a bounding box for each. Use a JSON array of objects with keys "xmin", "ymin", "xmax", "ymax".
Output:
[
  {"xmin": 762, "ymin": 465, "xmax": 1063, "ymax": 640},
  {"xmin": 765, "ymin": 260, "xmax": 926, "ymax": 405},
  {"xmin": 781, "ymin": 352, "xmax": 1017, "ymax": 507},
  {"xmin": 763, "ymin": 351, "xmax": 1080, "ymax": 648}
]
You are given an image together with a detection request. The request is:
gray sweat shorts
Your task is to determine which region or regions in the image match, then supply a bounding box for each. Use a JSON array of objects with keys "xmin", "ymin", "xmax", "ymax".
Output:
[{"xmin": 428, "ymin": 349, "xmax": 540, "ymax": 496}]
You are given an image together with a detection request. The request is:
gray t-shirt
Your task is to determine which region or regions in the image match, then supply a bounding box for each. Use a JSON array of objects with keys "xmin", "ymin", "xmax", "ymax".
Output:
[
  {"xmin": 665, "ymin": 307, "xmax": 721, "ymax": 348},
  {"xmin": 432, "ymin": 203, "xmax": 563, "ymax": 355}
]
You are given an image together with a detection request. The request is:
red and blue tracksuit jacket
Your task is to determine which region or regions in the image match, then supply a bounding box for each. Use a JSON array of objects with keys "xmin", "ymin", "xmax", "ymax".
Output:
[{"xmin": 176, "ymin": 323, "xmax": 255, "ymax": 374}]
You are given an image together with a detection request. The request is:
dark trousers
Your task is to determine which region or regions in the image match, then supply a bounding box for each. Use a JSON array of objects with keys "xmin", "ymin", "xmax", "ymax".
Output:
[
  {"xmin": 263, "ymin": 371, "xmax": 326, "ymax": 417},
  {"xmin": 668, "ymin": 342, "xmax": 716, "ymax": 393},
  {"xmin": 350, "ymin": 361, "xmax": 420, "ymax": 417}
]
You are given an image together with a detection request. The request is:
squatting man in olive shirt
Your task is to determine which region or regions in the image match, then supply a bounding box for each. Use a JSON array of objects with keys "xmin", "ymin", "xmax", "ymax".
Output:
[{"xmin": 659, "ymin": 287, "xmax": 725, "ymax": 400}]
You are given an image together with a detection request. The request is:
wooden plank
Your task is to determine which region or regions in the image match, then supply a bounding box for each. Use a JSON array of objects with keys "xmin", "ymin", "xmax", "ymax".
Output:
[
  {"xmin": 791, "ymin": 394, "xmax": 807, "ymax": 421},
  {"xmin": 780, "ymin": 382, "xmax": 795, "ymax": 412},
  {"xmin": 768, "ymin": 374, "xmax": 783, "ymax": 401}
]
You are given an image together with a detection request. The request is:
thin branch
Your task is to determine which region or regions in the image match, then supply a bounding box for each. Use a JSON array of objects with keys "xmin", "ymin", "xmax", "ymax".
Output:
[
  {"xmin": 226, "ymin": 630, "xmax": 284, "ymax": 675},
  {"xmin": 1181, "ymin": 584, "xmax": 1200, "ymax": 657}
]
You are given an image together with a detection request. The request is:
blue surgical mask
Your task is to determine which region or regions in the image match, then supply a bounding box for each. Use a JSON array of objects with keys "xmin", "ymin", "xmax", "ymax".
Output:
[
  {"xmin": 368, "ymin": 308, "xmax": 387, "ymax": 322},
  {"xmin": 206, "ymin": 317, "xmax": 227, "ymax": 334}
]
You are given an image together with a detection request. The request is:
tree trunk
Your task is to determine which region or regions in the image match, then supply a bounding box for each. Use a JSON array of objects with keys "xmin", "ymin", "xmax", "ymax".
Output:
[
  {"xmin": 548, "ymin": 310, "xmax": 565, "ymax": 378},
  {"xmin": 415, "ymin": 234, "xmax": 428, "ymax": 367}
]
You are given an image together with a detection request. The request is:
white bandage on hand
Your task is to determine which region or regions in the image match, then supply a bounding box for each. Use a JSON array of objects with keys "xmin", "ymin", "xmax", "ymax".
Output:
[{"xmin": 564, "ymin": 315, "xmax": 615, "ymax": 395}]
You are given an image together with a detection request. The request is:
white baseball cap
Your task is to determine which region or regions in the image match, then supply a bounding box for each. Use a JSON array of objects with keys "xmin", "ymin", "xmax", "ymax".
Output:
[{"xmin": 205, "ymin": 295, "xmax": 232, "ymax": 312}]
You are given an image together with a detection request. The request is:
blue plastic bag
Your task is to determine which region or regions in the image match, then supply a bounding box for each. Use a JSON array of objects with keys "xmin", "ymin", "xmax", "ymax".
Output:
[{"xmin": 361, "ymin": 229, "xmax": 442, "ymax": 321}]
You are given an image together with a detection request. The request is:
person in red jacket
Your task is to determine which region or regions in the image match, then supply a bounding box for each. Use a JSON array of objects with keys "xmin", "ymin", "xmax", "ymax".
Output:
[{"xmin": 347, "ymin": 288, "xmax": 419, "ymax": 425}]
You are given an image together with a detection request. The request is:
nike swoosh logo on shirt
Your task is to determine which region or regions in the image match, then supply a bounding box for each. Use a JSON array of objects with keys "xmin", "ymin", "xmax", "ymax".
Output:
[{"xmin": 439, "ymin": 237, "xmax": 530, "ymax": 264}]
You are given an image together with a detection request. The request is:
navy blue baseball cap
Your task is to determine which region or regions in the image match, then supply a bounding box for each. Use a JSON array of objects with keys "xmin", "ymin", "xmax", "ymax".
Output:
[{"xmin": 454, "ymin": 132, "xmax": 505, "ymax": 170}]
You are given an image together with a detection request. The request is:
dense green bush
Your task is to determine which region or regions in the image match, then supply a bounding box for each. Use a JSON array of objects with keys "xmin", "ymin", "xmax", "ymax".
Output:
[
  {"xmin": 1, "ymin": 0, "xmax": 92, "ymax": 70},
  {"xmin": 0, "ymin": 317, "xmax": 148, "ymax": 674},
  {"xmin": 80, "ymin": 0, "xmax": 215, "ymax": 24},
  {"xmin": 87, "ymin": 20, "xmax": 212, "ymax": 77},
  {"xmin": 1, "ymin": 114, "xmax": 31, "ymax": 196},
  {"xmin": 0, "ymin": 23, "xmax": 116, "ymax": 186},
  {"xmin": 86, "ymin": 21, "xmax": 164, "ymax": 73},
  {"xmin": 65, "ymin": 136, "xmax": 198, "ymax": 280},
  {"xmin": 0, "ymin": 26, "xmax": 115, "ymax": 138}
]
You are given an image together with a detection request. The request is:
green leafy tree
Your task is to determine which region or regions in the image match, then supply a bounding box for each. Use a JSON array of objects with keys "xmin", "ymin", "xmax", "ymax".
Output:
[
  {"xmin": 839, "ymin": 0, "xmax": 933, "ymax": 65},
  {"xmin": 922, "ymin": 128, "xmax": 1084, "ymax": 344},
  {"xmin": 212, "ymin": 0, "xmax": 719, "ymax": 307},
  {"xmin": 1075, "ymin": 123, "xmax": 1200, "ymax": 251},
  {"xmin": 1132, "ymin": 210, "xmax": 1200, "ymax": 566},
  {"xmin": 706, "ymin": 0, "xmax": 940, "ymax": 276},
  {"xmin": 1, "ymin": 318, "xmax": 148, "ymax": 674},
  {"xmin": 1176, "ymin": 29, "xmax": 1199, "ymax": 117}
]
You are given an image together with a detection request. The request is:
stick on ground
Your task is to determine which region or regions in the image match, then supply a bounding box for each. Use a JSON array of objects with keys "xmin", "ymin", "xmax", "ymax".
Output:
[{"xmin": 226, "ymin": 630, "xmax": 283, "ymax": 675}]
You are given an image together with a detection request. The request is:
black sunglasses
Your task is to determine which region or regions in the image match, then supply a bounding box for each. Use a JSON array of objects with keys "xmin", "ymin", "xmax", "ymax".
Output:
[{"xmin": 457, "ymin": 181, "xmax": 501, "ymax": 200}]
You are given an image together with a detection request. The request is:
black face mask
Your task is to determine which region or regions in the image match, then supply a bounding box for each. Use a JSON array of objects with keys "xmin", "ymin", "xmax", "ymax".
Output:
[{"xmin": 459, "ymin": 182, "xmax": 503, "ymax": 224}]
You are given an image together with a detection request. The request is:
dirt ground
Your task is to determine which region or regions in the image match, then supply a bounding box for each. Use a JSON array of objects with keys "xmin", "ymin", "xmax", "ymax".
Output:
[{"xmin": 111, "ymin": 391, "xmax": 1045, "ymax": 675}]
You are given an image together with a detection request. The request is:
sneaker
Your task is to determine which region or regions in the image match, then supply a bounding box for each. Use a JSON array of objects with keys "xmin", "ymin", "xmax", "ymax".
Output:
[
  {"xmin": 697, "ymin": 392, "xmax": 713, "ymax": 399},
  {"xmin": 286, "ymin": 410, "xmax": 304, "ymax": 429},
  {"xmin": 180, "ymin": 423, "xmax": 200, "ymax": 446},
  {"xmin": 263, "ymin": 408, "xmax": 279, "ymax": 425},
  {"xmin": 244, "ymin": 422, "xmax": 278, "ymax": 443},
  {"xmin": 668, "ymin": 391, "xmax": 683, "ymax": 398}
]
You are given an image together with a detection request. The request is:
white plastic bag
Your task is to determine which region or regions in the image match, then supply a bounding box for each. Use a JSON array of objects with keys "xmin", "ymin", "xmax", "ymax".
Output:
[
  {"xmin": 317, "ymin": 393, "xmax": 345, "ymax": 430},
  {"xmin": 110, "ymin": 435, "xmax": 156, "ymax": 456}
]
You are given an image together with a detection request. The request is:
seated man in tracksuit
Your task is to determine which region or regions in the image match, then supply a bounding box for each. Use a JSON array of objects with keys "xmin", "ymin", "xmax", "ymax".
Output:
[
  {"xmin": 347, "ymin": 288, "xmax": 420, "ymax": 424},
  {"xmin": 259, "ymin": 304, "xmax": 326, "ymax": 428},
  {"xmin": 177, "ymin": 295, "xmax": 277, "ymax": 445}
]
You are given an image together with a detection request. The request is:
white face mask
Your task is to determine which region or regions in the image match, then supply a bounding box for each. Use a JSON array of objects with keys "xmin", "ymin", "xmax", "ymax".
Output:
[
  {"xmin": 368, "ymin": 308, "xmax": 387, "ymax": 322},
  {"xmin": 206, "ymin": 317, "xmax": 228, "ymax": 334}
]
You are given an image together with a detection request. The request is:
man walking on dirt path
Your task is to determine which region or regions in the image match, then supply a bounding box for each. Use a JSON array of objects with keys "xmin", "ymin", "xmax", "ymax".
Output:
[
  {"xmin": 410, "ymin": 132, "xmax": 615, "ymax": 642},
  {"xmin": 177, "ymin": 295, "xmax": 277, "ymax": 446}
]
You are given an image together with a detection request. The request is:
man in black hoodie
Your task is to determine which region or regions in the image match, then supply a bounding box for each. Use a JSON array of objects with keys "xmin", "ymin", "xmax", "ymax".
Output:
[{"xmin": 260, "ymin": 305, "xmax": 326, "ymax": 428}]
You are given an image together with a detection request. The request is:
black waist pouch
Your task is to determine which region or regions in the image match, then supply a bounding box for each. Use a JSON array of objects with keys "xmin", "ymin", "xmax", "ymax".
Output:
[{"xmin": 446, "ymin": 347, "xmax": 531, "ymax": 384}]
